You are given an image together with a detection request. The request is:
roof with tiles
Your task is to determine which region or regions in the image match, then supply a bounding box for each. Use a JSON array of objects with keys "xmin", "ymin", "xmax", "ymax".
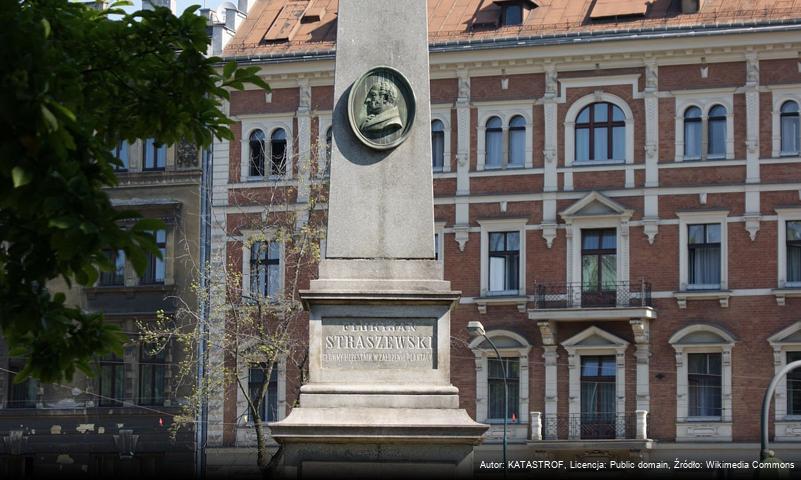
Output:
[{"xmin": 222, "ymin": 0, "xmax": 801, "ymax": 58}]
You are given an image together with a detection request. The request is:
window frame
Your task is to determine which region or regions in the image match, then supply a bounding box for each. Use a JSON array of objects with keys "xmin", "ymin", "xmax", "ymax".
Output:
[
  {"xmin": 687, "ymin": 223, "xmax": 722, "ymax": 290},
  {"xmin": 248, "ymin": 240, "xmax": 281, "ymax": 300},
  {"xmin": 138, "ymin": 343, "xmax": 167, "ymax": 406},
  {"xmin": 706, "ymin": 104, "xmax": 728, "ymax": 159},
  {"xmin": 768, "ymin": 322, "xmax": 801, "ymax": 435},
  {"xmin": 674, "ymin": 93, "xmax": 735, "ymax": 162},
  {"xmin": 776, "ymin": 209, "xmax": 801, "ymax": 289},
  {"xmin": 478, "ymin": 218, "xmax": 527, "ymax": 298},
  {"xmin": 140, "ymin": 229, "xmax": 167, "ymax": 285},
  {"xmin": 565, "ymin": 93, "xmax": 634, "ymax": 167},
  {"xmin": 686, "ymin": 352, "xmax": 723, "ymax": 420},
  {"xmin": 99, "ymin": 249, "xmax": 126, "ymax": 287},
  {"xmin": 574, "ymin": 102, "xmax": 626, "ymax": 163},
  {"xmin": 240, "ymin": 119, "xmax": 294, "ymax": 182},
  {"xmin": 670, "ymin": 324, "xmax": 735, "ymax": 442},
  {"xmin": 241, "ymin": 231, "xmax": 284, "ymax": 303},
  {"xmin": 113, "ymin": 140, "xmax": 129, "ymax": 172},
  {"xmin": 431, "ymin": 107, "xmax": 453, "ymax": 173},
  {"xmin": 780, "ymin": 100, "xmax": 801, "ymax": 157},
  {"xmin": 677, "ymin": 211, "xmax": 729, "ymax": 292},
  {"xmin": 431, "ymin": 119, "xmax": 446, "ymax": 172},
  {"xmin": 475, "ymin": 103, "xmax": 533, "ymax": 171},
  {"xmin": 269, "ymin": 128, "xmax": 288, "ymax": 177},
  {"xmin": 142, "ymin": 138, "xmax": 167, "ymax": 171},
  {"xmin": 770, "ymin": 88, "xmax": 801, "ymax": 158},
  {"xmin": 316, "ymin": 113, "xmax": 333, "ymax": 178},
  {"xmin": 98, "ymin": 354, "xmax": 125, "ymax": 407},
  {"xmin": 682, "ymin": 106, "xmax": 703, "ymax": 161},
  {"xmin": 247, "ymin": 363, "xmax": 279, "ymax": 424},
  {"xmin": 248, "ymin": 129, "xmax": 267, "ymax": 177},
  {"xmin": 6, "ymin": 358, "xmax": 38, "ymax": 409},
  {"xmin": 468, "ymin": 330, "xmax": 531, "ymax": 432}
]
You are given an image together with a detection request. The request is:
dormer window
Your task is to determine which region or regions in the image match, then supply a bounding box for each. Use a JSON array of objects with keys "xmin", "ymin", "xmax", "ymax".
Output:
[
  {"xmin": 494, "ymin": 0, "xmax": 536, "ymax": 26},
  {"xmin": 501, "ymin": 4, "xmax": 523, "ymax": 25}
]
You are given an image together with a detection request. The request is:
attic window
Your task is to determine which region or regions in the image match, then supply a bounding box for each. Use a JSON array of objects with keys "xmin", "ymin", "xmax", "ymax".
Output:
[
  {"xmin": 589, "ymin": 0, "xmax": 648, "ymax": 20},
  {"xmin": 493, "ymin": 0, "xmax": 537, "ymax": 26}
]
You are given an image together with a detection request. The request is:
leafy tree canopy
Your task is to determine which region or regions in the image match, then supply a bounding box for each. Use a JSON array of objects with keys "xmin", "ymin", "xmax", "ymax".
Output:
[{"xmin": 0, "ymin": 0, "xmax": 268, "ymax": 382}]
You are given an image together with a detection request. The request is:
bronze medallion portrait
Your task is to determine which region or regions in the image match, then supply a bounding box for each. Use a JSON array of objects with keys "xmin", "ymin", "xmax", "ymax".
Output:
[{"xmin": 348, "ymin": 66, "xmax": 416, "ymax": 150}]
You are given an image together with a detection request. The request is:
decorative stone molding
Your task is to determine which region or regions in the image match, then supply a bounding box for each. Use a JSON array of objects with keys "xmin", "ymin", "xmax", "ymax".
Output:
[
  {"xmin": 674, "ymin": 290, "xmax": 731, "ymax": 309},
  {"xmin": 670, "ymin": 324, "xmax": 736, "ymax": 442},
  {"xmin": 560, "ymin": 191, "xmax": 634, "ymax": 287},
  {"xmin": 530, "ymin": 411, "xmax": 543, "ymax": 441},
  {"xmin": 537, "ymin": 320, "xmax": 557, "ymax": 346},
  {"xmin": 453, "ymin": 224, "xmax": 470, "ymax": 252},
  {"xmin": 744, "ymin": 214, "xmax": 761, "ymax": 241},
  {"xmin": 541, "ymin": 223, "xmax": 557, "ymax": 249},
  {"xmin": 642, "ymin": 217, "xmax": 659, "ymax": 245},
  {"xmin": 768, "ymin": 322, "xmax": 801, "ymax": 436},
  {"xmin": 562, "ymin": 327, "xmax": 629, "ymax": 440},
  {"xmin": 673, "ymin": 91, "xmax": 736, "ymax": 162},
  {"xmin": 469, "ymin": 330, "xmax": 531, "ymax": 436}
]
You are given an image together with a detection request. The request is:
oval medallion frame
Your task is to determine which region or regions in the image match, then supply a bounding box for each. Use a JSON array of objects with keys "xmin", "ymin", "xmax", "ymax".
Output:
[{"xmin": 348, "ymin": 66, "xmax": 416, "ymax": 150}]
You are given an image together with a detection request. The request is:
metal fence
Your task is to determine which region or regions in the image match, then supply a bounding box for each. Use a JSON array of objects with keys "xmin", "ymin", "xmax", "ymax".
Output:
[
  {"xmin": 542, "ymin": 413, "xmax": 638, "ymax": 441},
  {"xmin": 533, "ymin": 281, "xmax": 652, "ymax": 309}
]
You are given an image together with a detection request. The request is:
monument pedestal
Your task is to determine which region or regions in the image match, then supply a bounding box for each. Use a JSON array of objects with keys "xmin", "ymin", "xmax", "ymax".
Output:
[
  {"xmin": 269, "ymin": 260, "xmax": 487, "ymax": 478},
  {"xmin": 269, "ymin": 1, "xmax": 487, "ymax": 476}
]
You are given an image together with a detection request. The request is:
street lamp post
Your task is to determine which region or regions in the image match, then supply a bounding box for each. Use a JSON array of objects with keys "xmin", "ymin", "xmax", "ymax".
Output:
[
  {"xmin": 760, "ymin": 359, "xmax": 801, "ymax": 461},
  {"xmin": 467, "ymin": 321, "xmax": 508, "ymax": 479}
]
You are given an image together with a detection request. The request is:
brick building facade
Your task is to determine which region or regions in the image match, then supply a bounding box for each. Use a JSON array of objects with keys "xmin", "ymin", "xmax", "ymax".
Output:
[{"xmin": 203, "ymin": 0, "xmax": 801, "ymax": 470}]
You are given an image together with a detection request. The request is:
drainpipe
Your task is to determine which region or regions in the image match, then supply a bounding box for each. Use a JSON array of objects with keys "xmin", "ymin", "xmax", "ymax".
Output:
[{"xmin": 195, "ymin": 143, "xmax": 212, "ymax": 479}]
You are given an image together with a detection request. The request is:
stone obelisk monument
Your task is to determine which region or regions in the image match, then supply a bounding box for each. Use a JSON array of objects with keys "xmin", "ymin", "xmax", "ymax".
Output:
[{"xmin": 269, "ymin": 0, "xmax": 487, "ymax": 477}]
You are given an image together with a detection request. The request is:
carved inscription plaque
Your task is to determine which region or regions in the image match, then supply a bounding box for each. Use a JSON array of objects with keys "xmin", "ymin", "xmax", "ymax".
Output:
[{"xmin": 321, "ymin": 318, "xmax": 436, "ymax": 370}]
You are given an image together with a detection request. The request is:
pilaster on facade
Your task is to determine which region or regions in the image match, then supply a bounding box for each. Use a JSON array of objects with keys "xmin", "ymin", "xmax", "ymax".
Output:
[
  {"xmin": 538, "ymin": 318, "xmax": 559, "ymax": 441},
  {"xmin": 630, "ymin": 319, "xmax": 651, "ymax": 412},
  {"xmin": 644, "ymin": 60, "xmax": 660, "ymax": 190},
  {"xmin": 296, "ymin": 79, "xmax": 312, "ymax": 203}
]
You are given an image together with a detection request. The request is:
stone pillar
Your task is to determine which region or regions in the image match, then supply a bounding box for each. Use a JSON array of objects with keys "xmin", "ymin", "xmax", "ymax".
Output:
[
  {"xmin": 635, "ymin": 410, "xmax": 648, "ymax": 440},
  {"xmin": 744, "ymin": 52, "xmax": 761, "ymax": 240},
  {"xmin": 454, "ymin": 69, "xmax": 471, "ymax": 251},
  {"xmin": 630, "ymin": 319, "xmax": 651, "ymax": 413},
  {"xmin": 643, "ymin": 60, "xmax": 660, "ymax": 244},
  {"xmin": 296, "ymin": 79, "xmax": 312, "ymax": 203},
  {"xmin": 530, "ymin": 411, "xmax": 542, "ymax": 441}
]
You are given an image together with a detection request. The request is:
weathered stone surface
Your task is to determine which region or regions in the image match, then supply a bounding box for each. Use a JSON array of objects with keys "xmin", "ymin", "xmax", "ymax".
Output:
[{"xmin": 325, "ymin": 0, "xmax": 435, "ymax": 260}]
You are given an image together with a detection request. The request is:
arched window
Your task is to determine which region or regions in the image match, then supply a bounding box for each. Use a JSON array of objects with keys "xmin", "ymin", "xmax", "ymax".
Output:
[
  {"xmin": 485, "ymin": 116, "xmax": 503, "ymax": 168},
  {"xmin": 249, "ymin": 129, "xmax": 266, "ymax": 177},
  {"xmin": 431, "ymin": 120, "xmax": 445, "ymax": 171},
  {"xmin": 324, "ymin": 126, "xmax": 332, "ymax": 176},
  {"xmin": 781, "ymin": 101, "xmax": 800, "ymax": 156},
  {"xmin": 508, "ymin": 115, "xmax": 525, "ymax": 167},
  {"xmin": 575, "ymin": 102, "xmax": 625, "ymax": 162},
  {"xmin": 683, "ymin": 107, "xmax": 702, "ymax": 160},
  {"xmin": 270, "ymin": 129, "xmax": 287, "ymax": 176},
  {"xmin": 707, "ymin": 105, "xmax": 727, "ymax": 158}
]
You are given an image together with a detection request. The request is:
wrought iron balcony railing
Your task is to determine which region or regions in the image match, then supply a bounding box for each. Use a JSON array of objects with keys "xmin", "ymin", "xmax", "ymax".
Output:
[
  {"xmin": 541, "ymin": 413, "xmax": 640, "ymax": 441},
  {"xmin": 533, "ymin": 280, "xmax": 653, "ymax": 309}
]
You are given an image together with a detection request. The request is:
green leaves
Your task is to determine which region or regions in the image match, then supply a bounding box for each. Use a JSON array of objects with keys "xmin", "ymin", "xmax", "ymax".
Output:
[
  {"xmin": 0, "ymin": 0, "xmax": 268, "ymax": 382},
  {"xmin": 11, "ymin": 166, "xmax": 32, "ymax": 187}
]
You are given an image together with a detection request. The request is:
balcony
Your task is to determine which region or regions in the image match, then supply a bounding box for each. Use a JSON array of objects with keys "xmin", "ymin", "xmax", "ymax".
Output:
[
  {"xmin": 529, "ymin": 411, "xmax": 653, "ymax": 450},
  {"xmin": 529, "ymin": 281, "xmax": 656, "ymax": 323}
]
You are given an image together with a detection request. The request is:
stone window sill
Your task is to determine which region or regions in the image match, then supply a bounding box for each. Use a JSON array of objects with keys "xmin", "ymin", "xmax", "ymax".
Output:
[
  {"xmin": 674, "ymin": 290, "xmax": 732, "ymax": 309},
  {"xmin": 774, "ymin": 287, "xmax": 801, "ymax": 306},
  {"xmin": 476, "ymin": 295, "xmax": 528, "ymax": 314},
  {"xmin": 774, "ymin": 420, "xmax": 801, "ymax": 442}
]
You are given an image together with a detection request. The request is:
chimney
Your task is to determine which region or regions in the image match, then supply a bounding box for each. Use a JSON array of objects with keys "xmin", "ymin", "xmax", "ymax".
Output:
[{"xmin": 681, "ymin": 0, "xmax": 704, "ymax": 14}]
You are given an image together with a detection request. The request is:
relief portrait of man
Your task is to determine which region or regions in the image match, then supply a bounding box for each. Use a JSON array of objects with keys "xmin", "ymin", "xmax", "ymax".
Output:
[{"xmin": 360, "ymin": 78, "xmax": 404, "ymax": 136}]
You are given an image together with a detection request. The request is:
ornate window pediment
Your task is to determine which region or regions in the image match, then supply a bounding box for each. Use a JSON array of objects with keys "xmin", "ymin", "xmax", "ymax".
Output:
[{"xmin": 560, "ymin": 191, "xmax": 634, "ymax": 223}]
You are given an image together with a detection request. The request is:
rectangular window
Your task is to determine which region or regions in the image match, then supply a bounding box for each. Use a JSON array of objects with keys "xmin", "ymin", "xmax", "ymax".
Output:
[
  {"xmin": 581, "ymin": 229, "xmax": 617, "ymax": 307},
  {"xmin": 7, "ymin": 359, "xmax": 38, "ymax": 408},
  {"xmin": 580, "ymin": 355, "xmax": 616, "ymax": 439},
  {"xmin": 788, "ymin": 221, "xmax": 801, "ymax": 285},
  {"xmin": 688, "ymin": 223, "xmax": 721, "ymax": 289},
  {"xmin": 688, "ymin": 352, "xmax": 722, "ymax": 418},
  {"xmin": 99, "ymin": 249, "xmax": 126, "ymax": 286},
  {"xmin": 113, "ymin": 140, "xmax": 129, "ymax": 171},
  {"xmin": 139, "ymin": 344, "xmax": 166, "ymax": 406},
  {"xmin": 99, "ymin": 355, "xmax": 125, "ymax": 406},
  {"xmin": 140, "ymin": 230, "xmax": 166, "ymax": 285},
  {"xmin": 488, "ymin": 231, "xmax": 520, "ymax": 294},
  {"xmin": 487, "ymin": 357, "xmax": 519, "ymax": 421},
  {"xmin": 143, "ymin": 138, "xmax": 167, "ymax": 170},
  {"xmin": 248, "ymin": 364, "xmax": 278, "ymax": 422},
  {"xmin": 250, "ymin": 241, "xmax": 280, "ymax": 299},
  {"xmin": 788, "ymin": 351, "xmax": 801, "ymax": 417}
]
